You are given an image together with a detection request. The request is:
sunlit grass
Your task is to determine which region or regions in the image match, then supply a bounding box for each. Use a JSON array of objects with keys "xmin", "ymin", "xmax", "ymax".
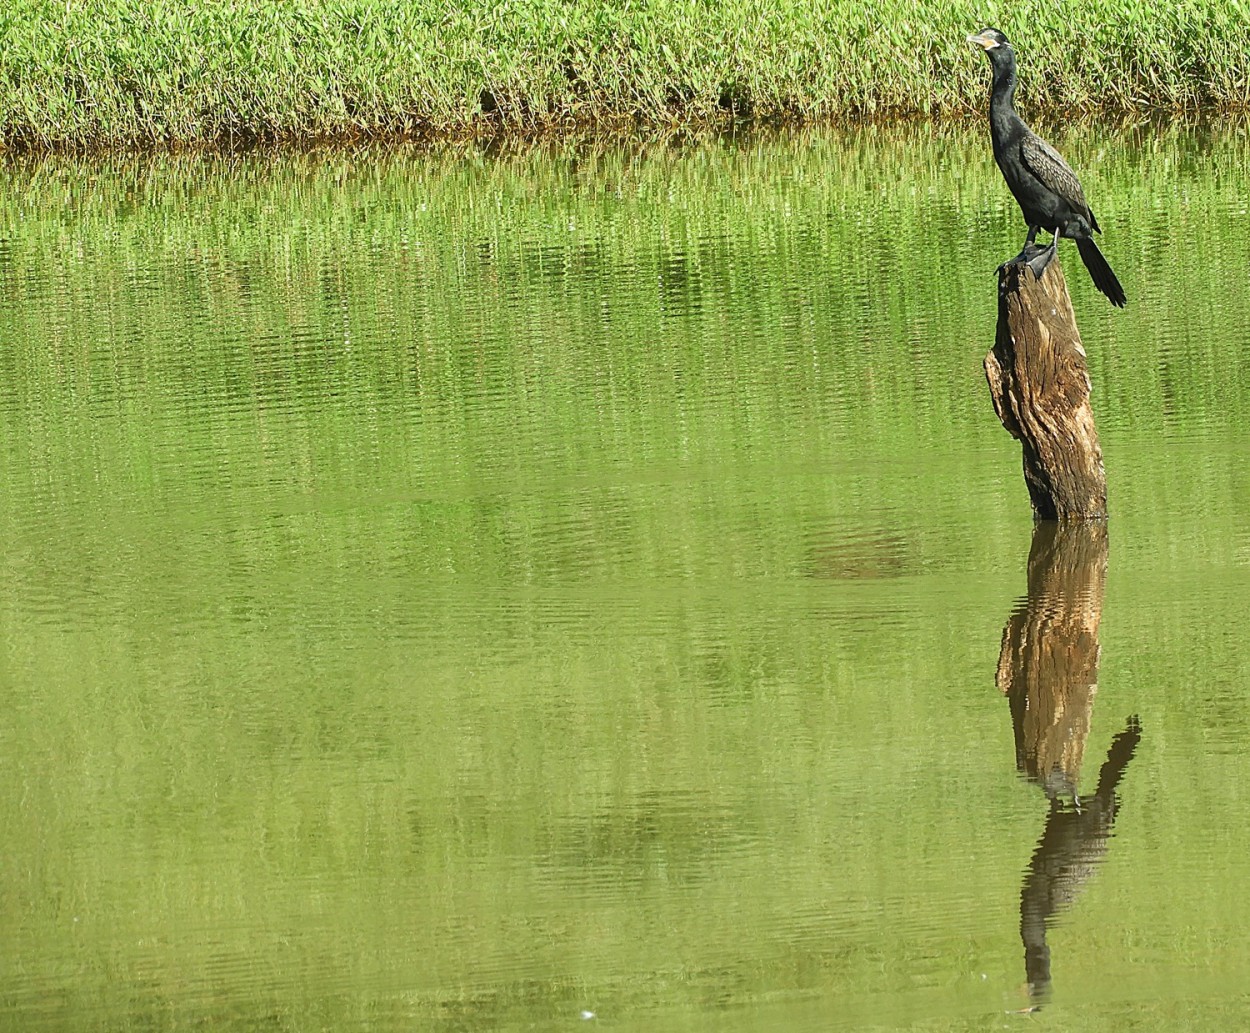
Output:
[{"xmin": 2, "ymin": 0, "xmax": 1249, "ymax": 148}]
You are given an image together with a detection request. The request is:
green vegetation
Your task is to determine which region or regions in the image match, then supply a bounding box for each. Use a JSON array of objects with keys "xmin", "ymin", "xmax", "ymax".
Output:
[{"xmin": 3, "ymin": 0, "xmax": 1250, "ymax": 148}]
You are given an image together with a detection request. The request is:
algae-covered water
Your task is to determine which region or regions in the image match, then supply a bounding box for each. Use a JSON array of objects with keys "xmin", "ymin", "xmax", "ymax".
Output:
[{"xmin": 1, "ymin": 124, "xmax": 1249, "ymax": 1030}]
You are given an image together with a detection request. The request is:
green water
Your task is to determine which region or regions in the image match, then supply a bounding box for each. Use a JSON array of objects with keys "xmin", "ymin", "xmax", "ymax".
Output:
[{"xmin": 1, "ymin": 124, "xmax": 1249, "ymax": 1031}]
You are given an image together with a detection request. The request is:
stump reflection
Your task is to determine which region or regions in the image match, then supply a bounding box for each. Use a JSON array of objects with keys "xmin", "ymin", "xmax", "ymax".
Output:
[{"xmin": 996, "ymin": 521, "xmax": 1140, "ymax": 1010}]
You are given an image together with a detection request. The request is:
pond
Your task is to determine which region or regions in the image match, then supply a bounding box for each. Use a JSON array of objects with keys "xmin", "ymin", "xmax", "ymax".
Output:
[{"xmin": 1, "ymin": 122, "xmax": 1249, "ymax": 1031}]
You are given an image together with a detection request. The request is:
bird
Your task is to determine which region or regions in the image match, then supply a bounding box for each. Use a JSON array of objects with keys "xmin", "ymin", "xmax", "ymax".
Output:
[{"xmin": 967, "ymin": 28, "xmax": 1126, "ymax": 307}]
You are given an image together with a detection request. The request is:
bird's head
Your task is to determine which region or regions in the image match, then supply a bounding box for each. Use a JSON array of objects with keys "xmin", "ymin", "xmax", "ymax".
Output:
[{"xmin": 967, "ymin": 28, "xmax": 1012, "ymax": 55}]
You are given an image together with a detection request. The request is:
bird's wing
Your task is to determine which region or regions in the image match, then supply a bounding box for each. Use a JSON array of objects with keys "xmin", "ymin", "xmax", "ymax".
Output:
[{"xmin": 1021, "ymin": 135, "xmax": 1091, "ymax": 215}]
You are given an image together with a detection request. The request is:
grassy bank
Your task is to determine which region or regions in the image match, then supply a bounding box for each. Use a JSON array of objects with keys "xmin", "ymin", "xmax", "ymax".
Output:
[{"xmin": 3, "ymin": 0, "xmax": 1250, "ymax": 148}]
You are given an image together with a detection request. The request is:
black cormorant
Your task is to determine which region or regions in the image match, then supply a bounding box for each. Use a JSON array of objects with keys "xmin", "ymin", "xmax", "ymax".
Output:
[{"xmin": 967, "ymin": 28, "xmax": 1126, "ymax": 308}]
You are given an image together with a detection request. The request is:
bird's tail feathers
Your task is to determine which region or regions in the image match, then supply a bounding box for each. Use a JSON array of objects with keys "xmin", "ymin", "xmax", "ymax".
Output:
[{"xmin": 1076, "ymin": 237, "xmax": 1126, "ymax": 308}]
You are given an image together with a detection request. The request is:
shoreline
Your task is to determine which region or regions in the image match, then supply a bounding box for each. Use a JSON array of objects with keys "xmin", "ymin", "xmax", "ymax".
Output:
[{"xmin": 1, "ymin": 107, "xmax": 1243, "ymax": 158}]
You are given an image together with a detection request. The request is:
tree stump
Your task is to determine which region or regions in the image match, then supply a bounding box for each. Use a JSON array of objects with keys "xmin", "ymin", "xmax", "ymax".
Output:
[{"xmin": 984, "ymin": 249, "xmax": 1107, "ymax": 520}]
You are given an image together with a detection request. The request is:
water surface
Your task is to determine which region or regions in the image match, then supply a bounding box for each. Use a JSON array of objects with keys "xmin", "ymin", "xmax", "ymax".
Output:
[{"xmin": 1, "ymin": 124, "xmax": 1249, "ymax": 1030}]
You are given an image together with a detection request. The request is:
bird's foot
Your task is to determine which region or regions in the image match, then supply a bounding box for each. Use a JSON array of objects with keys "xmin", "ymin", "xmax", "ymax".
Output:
[
  {"xmin": 1000, "ymin": 242, "xmax": 1058, "ymax": 281},
  {"xmin": 1021, "ymin": 242, "xmax": 1056, "ymax": 279}
]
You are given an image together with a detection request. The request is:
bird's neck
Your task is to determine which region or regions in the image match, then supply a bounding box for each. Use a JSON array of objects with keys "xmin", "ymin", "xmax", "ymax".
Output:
[{"xmin": 988, "ymin": 56, "xmax": 1019, "ymax": 123}]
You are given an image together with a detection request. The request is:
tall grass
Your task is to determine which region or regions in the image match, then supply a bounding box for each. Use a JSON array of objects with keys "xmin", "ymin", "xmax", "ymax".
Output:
[{"xmin": 3, "ymin": 0, "xmax": 1250, "ymax": 148}]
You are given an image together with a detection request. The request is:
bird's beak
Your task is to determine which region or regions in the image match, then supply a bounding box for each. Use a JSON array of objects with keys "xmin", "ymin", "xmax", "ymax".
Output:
[{"xmin": 967, "ymin": 32, "xmax": 999, "ymax": 50}]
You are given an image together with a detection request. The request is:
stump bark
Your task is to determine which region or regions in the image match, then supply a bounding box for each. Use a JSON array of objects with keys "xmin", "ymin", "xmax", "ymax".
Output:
[{"xmin": 984, "ymin": 250, "xmax": 1107, "ymax": 520}]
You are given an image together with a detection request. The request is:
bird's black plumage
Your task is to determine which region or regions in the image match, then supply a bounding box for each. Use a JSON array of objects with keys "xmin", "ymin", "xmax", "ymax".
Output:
[{"xmin": 968, "ymin": 28, "xmax": 1126, "ymax": 307}]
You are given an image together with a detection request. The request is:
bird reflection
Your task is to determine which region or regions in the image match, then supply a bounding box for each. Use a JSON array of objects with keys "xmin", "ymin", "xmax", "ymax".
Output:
[
  {"xmin": 1018, "ymin": 715, "xmax": 1140, "ymax": 1009},
  {"xmin": 995, "ymin": 521, "xmax": 1141, "ymax": 1010}
]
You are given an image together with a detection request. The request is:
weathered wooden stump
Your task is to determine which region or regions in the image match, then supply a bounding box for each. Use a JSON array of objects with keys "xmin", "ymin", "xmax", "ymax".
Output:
[{"xmin": 984, "ymin": 249, "xmax": 1107, "ymax": 520}]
